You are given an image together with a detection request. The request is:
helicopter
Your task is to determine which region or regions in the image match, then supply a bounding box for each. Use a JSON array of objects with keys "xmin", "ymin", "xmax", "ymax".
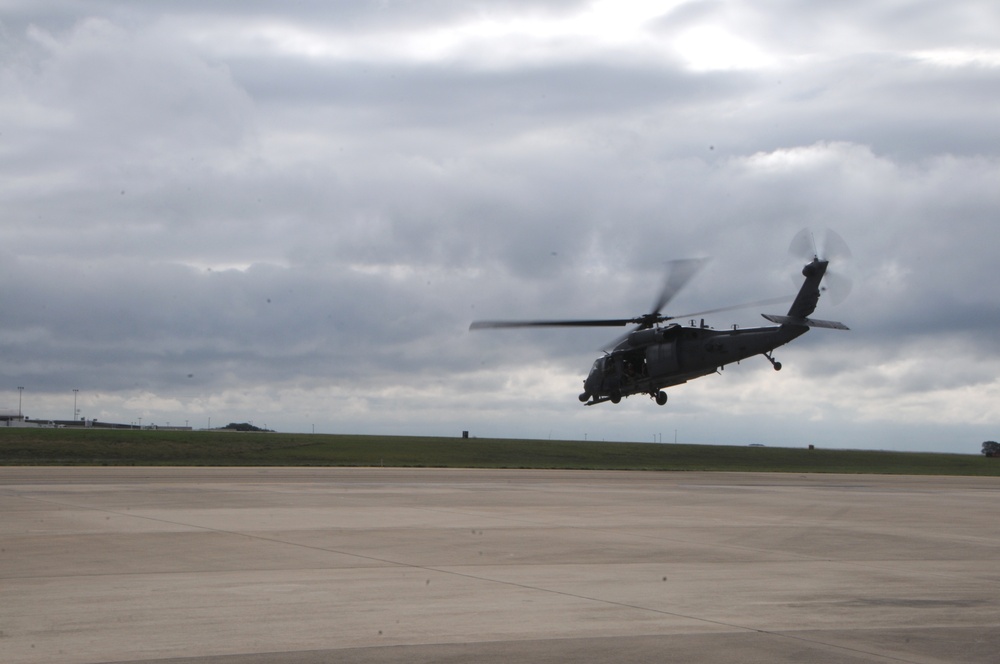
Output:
[{"xmin": 470, "ymin": 231, "xmax": 849, "ymax": 406}]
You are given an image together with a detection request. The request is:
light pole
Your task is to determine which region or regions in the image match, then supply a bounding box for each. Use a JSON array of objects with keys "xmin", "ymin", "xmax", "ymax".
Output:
[
  {"xmin": 18, "ymin": 386, "xmax": 23, "ymax": 420},
  {"xmin": 73, "ymin": 389, "xmax": 79, "ymax": 422}
]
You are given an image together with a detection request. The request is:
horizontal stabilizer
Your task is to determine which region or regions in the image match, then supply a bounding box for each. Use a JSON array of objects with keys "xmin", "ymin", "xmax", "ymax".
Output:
[{"xmin": 762, "ymin": 314, "xmax": 850, "ymax": 330}]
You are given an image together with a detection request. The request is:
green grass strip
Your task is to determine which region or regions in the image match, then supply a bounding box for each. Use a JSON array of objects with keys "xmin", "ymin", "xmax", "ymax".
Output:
[{"xmin": 1, "ymin": 428, "xmax": 997, "ymax": 475}]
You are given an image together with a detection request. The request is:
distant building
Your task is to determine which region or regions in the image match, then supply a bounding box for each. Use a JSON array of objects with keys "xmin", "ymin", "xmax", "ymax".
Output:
[{"xmin": 1, "ymin": 410, "xmax": 30, "ymax": 427}]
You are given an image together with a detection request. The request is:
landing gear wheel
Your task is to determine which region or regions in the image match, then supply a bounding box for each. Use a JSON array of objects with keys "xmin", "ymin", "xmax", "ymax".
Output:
[
  {"xmin": 655, "ymin": 391, "xmax": 668, "ymax": 406},
  {"xmin": 610, "ymin": 391, "xmax": 622, "ymax": 404},
  {"xmin": 773, "ymin": 362, "xmax": 782, "ymax": 371}
]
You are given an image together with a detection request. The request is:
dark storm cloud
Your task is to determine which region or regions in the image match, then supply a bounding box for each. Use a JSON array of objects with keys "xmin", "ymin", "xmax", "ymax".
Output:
[
  {"xmin": 1, "ymin": 1, "xmax": 999, "ymax": 447},
  {"xmin": 0, "ymin": 255, "xmax": 479, "ymax": 390}
]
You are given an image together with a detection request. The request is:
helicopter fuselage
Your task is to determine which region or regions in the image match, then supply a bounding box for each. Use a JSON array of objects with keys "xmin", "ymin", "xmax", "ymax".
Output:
[
  {"xmin": 471, "ymin": 250, "xmax": 848, "ymax": 407},
  {"xmin": 581, "ymin": 321, "xmax": 807, "ymax": 405}
]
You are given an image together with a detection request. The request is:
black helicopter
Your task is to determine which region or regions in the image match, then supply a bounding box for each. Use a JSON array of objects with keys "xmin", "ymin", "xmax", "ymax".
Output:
[{"xmin": 470, "ymin": 231, "xmax": 849, "ymax": 406}]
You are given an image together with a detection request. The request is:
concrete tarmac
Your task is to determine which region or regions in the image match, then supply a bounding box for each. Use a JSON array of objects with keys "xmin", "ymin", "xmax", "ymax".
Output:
[{"xmin": 1, "ymin": 467, "xmax": 999, "ymax": 663}]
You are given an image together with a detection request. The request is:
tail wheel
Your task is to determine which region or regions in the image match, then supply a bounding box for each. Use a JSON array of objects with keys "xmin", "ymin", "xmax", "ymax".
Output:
[{"xmin": 655, "ymin": 391, "xmax": 668, "ymax": 406}]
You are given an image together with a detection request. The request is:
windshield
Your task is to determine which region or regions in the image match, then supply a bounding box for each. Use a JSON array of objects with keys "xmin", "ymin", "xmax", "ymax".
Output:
[{"xmin": 587, "ymin": 357, "xmax": 606, "ymax": 380}]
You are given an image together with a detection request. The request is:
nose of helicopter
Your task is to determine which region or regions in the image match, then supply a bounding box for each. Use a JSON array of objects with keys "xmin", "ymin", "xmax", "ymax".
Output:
[{"xmin": 584, "ymin": 357, "xmax": 606, "ymax": 395}]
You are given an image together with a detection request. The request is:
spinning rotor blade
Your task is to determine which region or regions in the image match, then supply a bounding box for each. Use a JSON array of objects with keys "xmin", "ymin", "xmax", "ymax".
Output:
[
  {"xmin": 649, "ymin": 258, "xmax": 709, "ymax": 320},
  {"xmin": 822, "ymin": 270, "xmax": 853, "ymax": 305},
  {"xmin": 789, "ymin": 228, "xmax": 819, "ymax": 262},
  {"xmin": 470, "ymin": 318, "xmax": 632, "ymax": 330},
  {"xmin": 672, "ymin": 295, "xmax": 795, "ymax": 320},
  {"xmin": 789, "ymin": 228, "xmax": 851, "ymax": 262},
  {"xmin": 823, "ymin": 228, "xmax": 852, "ymax": 262},
  {"xmin": 598, "ymin": 294, "xmax": 795, "ymax": 352},
  {"xmin": 789, "ymin": 228, "xmax": 853, "ymax": 305},
  {"xmin": 471, "ymin": 258, "xmax": 710, "ymax": 333}
]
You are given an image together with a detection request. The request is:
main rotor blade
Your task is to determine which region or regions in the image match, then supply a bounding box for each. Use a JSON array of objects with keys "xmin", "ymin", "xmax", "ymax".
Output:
[
  {"xmin": 650, "ymin": 258, "xmax": 709, "ymax": 317},
  {"xmin": 470, "ymin": 318, "xmax": 632, "ymax": 330},
  {"xmin": 597, "ymin": 295, "xmax": 795, "ymax": 352},
  {"xmin": 599, "ymin": 328, "xmax": 635, "ymax": 353},
  {"xmin": 670, "ymin": 295, "xmax": 795, "ymax": 320}
]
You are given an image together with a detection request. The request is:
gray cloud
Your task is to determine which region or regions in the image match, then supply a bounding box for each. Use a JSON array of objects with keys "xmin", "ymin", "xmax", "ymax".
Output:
[{"xmin": 2, "ymin": 2, "xmax": 999, "ymax": 449}]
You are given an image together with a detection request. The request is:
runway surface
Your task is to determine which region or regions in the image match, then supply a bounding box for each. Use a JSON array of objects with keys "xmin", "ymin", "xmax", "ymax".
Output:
[{"xmin": 2, "ymin": 467, "xmax": 999, "ymax": 663}]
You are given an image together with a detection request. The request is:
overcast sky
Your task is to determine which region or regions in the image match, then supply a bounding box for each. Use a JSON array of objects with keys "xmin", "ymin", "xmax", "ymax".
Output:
[{"xmin": 2, "ymin": 1, "xmax": 999, "ymax": 452}]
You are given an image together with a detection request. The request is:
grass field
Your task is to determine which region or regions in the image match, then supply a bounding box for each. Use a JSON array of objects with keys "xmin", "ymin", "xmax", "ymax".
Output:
[{"xmin": 1, "ymin": 428, "xmax": 997, "ymax": 475}]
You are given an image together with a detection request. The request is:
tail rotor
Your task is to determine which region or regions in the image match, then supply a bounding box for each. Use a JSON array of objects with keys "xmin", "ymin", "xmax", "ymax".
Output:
[{"xmin": 789, "ymin": 228, "xmax": 852, "ymax": 305}]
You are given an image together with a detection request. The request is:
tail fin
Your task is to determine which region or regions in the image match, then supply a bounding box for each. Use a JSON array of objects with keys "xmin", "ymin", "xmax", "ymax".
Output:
[
  {"xmin": 762, "ymin": 258, "xmax": 849, "ymax": 330},
  {"xmin": 787, "ymin": 258, "xmax": 827, "ymax": 319}
]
